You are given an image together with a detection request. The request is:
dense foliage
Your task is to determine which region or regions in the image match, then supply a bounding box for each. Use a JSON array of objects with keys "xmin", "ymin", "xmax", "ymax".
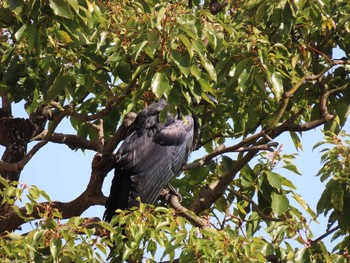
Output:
[{"xmin": 0, "ymin": 0, "xmax": 350, "ymax": 262}]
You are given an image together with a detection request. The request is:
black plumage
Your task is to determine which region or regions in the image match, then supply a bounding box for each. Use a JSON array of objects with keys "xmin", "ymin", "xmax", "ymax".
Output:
[{"xmin": 104, "ymin": 99, "xmax": 195, "ymax": 222}]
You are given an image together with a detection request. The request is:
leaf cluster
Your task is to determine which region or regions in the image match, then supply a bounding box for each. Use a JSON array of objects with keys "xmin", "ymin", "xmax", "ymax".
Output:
[{"xmin": 1, "ymin": 0, "xmax": 350, "ymax": 262}]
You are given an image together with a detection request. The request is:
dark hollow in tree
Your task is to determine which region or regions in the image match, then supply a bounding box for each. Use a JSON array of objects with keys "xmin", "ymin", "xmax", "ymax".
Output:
[{"xmin": 104, "ymin": 99, "xmax": 196, "ymax": 222}]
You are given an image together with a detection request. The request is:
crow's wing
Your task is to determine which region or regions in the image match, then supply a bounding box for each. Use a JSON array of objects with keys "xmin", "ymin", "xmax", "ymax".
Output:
[{"xmin": 118, "ymin": 115, "xmax": 194, "ymax": 205}]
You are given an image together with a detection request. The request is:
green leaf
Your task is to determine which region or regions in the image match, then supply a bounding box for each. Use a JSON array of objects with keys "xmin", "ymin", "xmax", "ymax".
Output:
[
  {"xmin": 56, "ymin": 29, "xmax": 73, "ymax": 44},
  {"xmin": 14, "ymin": 24, "xmax": 27, "ymax": 42},
  {"xmin": 246, "ymin": 212, "xmax": 260, "ymax": 237},
  {"xmin": 151, "ymin": 72, "xmax": 171, "ymax": 99},
  {"xmin": 49, "ymin": 0, "xmax": 73, "ymax": 19},
  {"xmin": 116, "ymin": 62, "xmax": 132, "ymax": 83},
  {"xmin": 281, "ymin": 177, "xmax": 297, "ymax": 190},
  {"xmin": 132, "ymin": 40, "xmax": 148, "ymax": 61},
  {"xmin": 294, "ymin": 247, "xmax": 312, "ymax": 263},
  {"xmin": 192, "ymin": 40, "xmax": 217, "ymax": 81},
  {"xmin": 178, "ymin": 34, "xmax": 193, "ymax": 59},
  {"xmin": 25, "ymin": 203, "xmax": 33, "ymax": 214},
  {"xmin": 289, "ymin": 131, "xmax": 303, "ymax": 151},
  {"xmin": 47, "ymin": 74, "xmax": 70, "ymax": 101},
  {"xmin": 313, "ymin": 140, "xmax": 327, "ymax": 151},
  {"xmin": 156, "ymin": 7, "xmax": 167, "ymax": 30},
  {"xmin": 199, "ymin": 56, "xmax": 217, "ymax": 82},
  {"xmin": 237, "ymin": 67, "xmax": 253, "ymax": 92},
  {"xmin": 292, "ymin": 192, "xmax": 317, "ymax": 219},
  {"xmin": 50, "ymin": 238, "xmax": 62, "ymax": 260},
  {"xmin": 66, "ymin": 0, "xmax": 79, "ymax": 11},
  {"xmin": 33, "ymin": 230, "xmax": 45, "ymax": 245},
  {"xmin": 270, "ymin": 71, "xmax": 283, "ymax": 101},
  {"xmin": 271, "ymin": 193, "xmax": 289, "ymax": 216},
  {"xmin": 171, "ymin": 51, "xmax": 191, "ymax": 77},
  {"xmin": 147, "ymin": 29, "xmax": 160, "ymax": 52},
  {"xmin": 294, "ymin": 0, "xmax": 307, "ymax": 10},
  {"xmin": 177, "ymin": 17, "xmax": 198, "ymax": 39},
  {"xmin": 265, "ymin": 171, "xmax": 282, "ymax": 190},
  {"xmin": 324, "ymin": 115, "xmax": 341, "ymax": 134},
  {"xmin": 190, "ymin": 65, "xmax": 201, "ymax": 80},
  {"xmin": 198, "ymin": 79, "xmax": 215, "ymax": 94},
  {"xmin": 283, "ymin": 163, "xmax": 302, "ymax": 175},
  {"xmin": 27, "ymin": 23, "xmax": 37, "ymax": 51},
  {"xmin": 6, "ymin": 233, "xmax": 22, "ymax": 240},
  {"xmin": 331, "ymin": 183, "xmax": 344, "ymax": 212}
]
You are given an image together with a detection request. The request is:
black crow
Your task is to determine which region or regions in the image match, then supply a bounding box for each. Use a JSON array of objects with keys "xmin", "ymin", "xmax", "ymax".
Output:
[{"xmin": 104, "ymin": 99, "xmax": 196, "ymax": 222}]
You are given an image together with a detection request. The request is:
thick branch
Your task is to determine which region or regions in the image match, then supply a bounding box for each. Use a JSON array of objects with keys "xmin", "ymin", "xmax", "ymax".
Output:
[
  {"xmin": 33, "ymin": 131, "xmax": 99, "ymax": 151},
  {"xmin": 163, "ymin": 191, "xmax": 208, "ymax": 228},
  {"xmin": 0, "ymin": 111, "xmax": 65, "ymax": 174},
  {"xmin": 0, "ymin": 93, "xmax": 12, "ymax": 117},
  {"xmin": 191, "ymin": 151, "xmax": 257, "ymax": 214},
  {"xmin": 0, "ymin": 152, "xmax": 113, "ymax": 233},
  {"xmin": 0, "ymin": 194, "xmax": 106, "ymax": 233},
  {"xmin": 0, "ymin": 140, "xmax": 47, "ymax": 172}
]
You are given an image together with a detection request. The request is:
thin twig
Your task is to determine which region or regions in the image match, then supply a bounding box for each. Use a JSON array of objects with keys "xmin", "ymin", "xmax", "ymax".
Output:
[
  {"xmin": 184, "ymin": 140, "xmax": 277, "ymax": 170},
  {"xmin": 231, "ymin": 190, "xmax": 283, "ymax": 222},
  {"xmin": 268, "ymin": 59, "xmax": 349, "ymax": 128},
  {"xmin": 310, "ymin": 225, "xmax": 340, "ymax": 246}
]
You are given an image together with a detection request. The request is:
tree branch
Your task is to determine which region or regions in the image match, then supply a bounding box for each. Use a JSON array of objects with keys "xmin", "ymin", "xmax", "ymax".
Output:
[
  {"xmin": 284, "ymin": 83, "xmax": 349, "ymax": 132},
  {"xmin": 191, "ymin": 151, "xmax": 257, "ymax": 214},
  {"xmin": 33, "ymin": 131, "xmax": 99, "ymax": 151},
  {"xmin": 163, "ymin": 190, "xmax": 208, "ymax": 228},
  {"xmin": 184, "ymin": 139, "xmax": 277, "ymax": 170},
  {"xmin": 0, "ymin": 152, "xmax": 113, "ymax": 233},
  {"xmin": 230, "ymin": 190, "xmax": 282, "ymax": 222},
  {"xmin": 268, "ymin": 59, "xmax": 349, "ymax": 129},
  {"xmin": 0, "ymin": 111, "xmax": 65, "ymax": 173},
  {"xmin": 0, "ymin": 194, "xmax": 106, "ymax": 233},
  {"xmin": 310, "ymin": 225, "xmax": 340, "ymax": 246}
]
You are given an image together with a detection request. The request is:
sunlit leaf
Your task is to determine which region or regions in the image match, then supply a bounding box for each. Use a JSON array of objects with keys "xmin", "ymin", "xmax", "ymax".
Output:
[
  {"xmin": 14, "ymin": 24, "xmax": 26, "ymax": 42},
  {"xmin": 49, "ymin": 0, "xmax": 73, "ymax": 19},
  {"xmin": 132, "ymin": 40, "xmax": 148, "ymax": 61},
  {"xmin": 178, "ymin": 34, "xmax": 193, "ymax": 59},
  {"xmin": 265, "ymin": 171, "xmax": 282, "ymax": 190},
  {"xmin": 271, "ymin": 193, "xmax": 289, "ymax": 216},
  {"xmin": 283, "ymin": 164, "xmax": 302, "ymax": 175},
  {"xmin": 270, "ymin": 71, "xmax": 283, "ymax": 101},
  {"xmin": 292, "ymin": 192, "xmax": 317, "ymax": 219},
  {"xmin": 50, "ymin": 238, "xmax": 62, "ymax": 260},
  {"xmin": 294, "ymin": 247, "xmax": 312, "ymax": 263},
  {"xmin": 151, "ymin": 72, "xmax": 171, "ymax": 99}
]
